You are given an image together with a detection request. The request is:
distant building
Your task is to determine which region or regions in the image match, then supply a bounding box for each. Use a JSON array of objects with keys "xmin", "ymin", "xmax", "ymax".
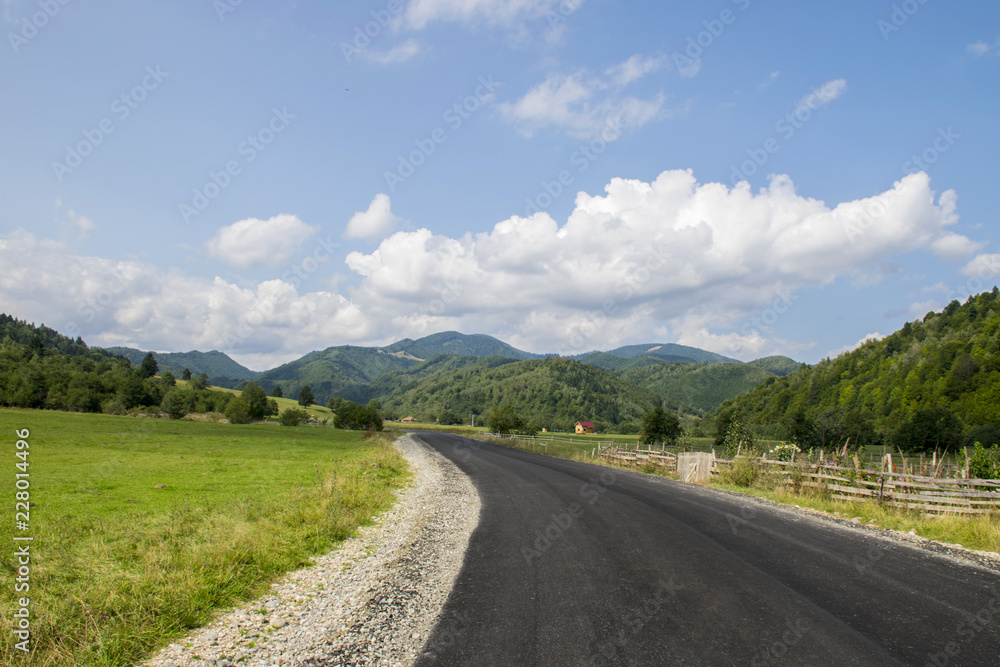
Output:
[
  {"xmin": 401, "ymin": 416, "xmax": 417, "ymax": 423},
  {"xmin": 575, "ymin": 421, "xmax": 596, "ymax": 434}
]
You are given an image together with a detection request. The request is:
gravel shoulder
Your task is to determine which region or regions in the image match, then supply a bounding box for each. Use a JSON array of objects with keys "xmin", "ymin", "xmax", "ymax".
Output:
[{"xmin": 142, "ymin": 434, "xmax": 481, "ymax": 667}]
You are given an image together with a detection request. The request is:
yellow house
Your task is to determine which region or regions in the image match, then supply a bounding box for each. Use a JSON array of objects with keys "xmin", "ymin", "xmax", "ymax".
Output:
[{"xmin": 575, "ymin": 421, "xmax": 596, "ymax": 434}]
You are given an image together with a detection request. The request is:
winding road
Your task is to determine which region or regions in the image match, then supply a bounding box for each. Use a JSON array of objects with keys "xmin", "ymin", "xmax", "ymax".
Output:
[{"xmin": 409, "ymin": 432, "xmax": 1000, "ymax": 666}]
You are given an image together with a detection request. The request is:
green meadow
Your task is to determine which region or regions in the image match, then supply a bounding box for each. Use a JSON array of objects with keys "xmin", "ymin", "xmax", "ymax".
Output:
[{"xmin": 0, "ymin": 408, "xmax": 408, "ymax": 667}]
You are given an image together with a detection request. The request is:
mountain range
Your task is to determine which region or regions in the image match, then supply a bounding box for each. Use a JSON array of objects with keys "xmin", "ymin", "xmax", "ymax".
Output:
[{"xmin": 104, "ymin": 331, "xmax": 798, "ymax": 421}]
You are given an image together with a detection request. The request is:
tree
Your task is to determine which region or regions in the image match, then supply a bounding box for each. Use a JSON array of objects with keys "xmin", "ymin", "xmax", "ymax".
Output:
[
  {"xmin": 271, "ymin": 385, "xmax": 284, "ymax": 398},
  {"xmin": 190, "ymin": 372, "xmax": 208, "ymax": 390},
  {"xmin": 161, "ymin": 389, "xmax": 191, "ymax": 419},
  {"xmin": 892, "ymin": 407, "xmax": 963, "ymax": 453},
  {"xmin": 298, "ymin": 385, "xmax": 315, "ymax": 407},
  {"xmin": 139, "ymin": 352, "xmax": 158, "ymax": 379},
  {"xmin": 333, "ymin": 400, "xmax": 383, "ymax": 431},
  {"xmin": 723, "ymin": 417, "xmax": 757, "ymax": 458},
  {"xmin": 241, "ymin": 381, "xmax": 268, "ymax": 421},
  {"xmin": 161, "ymin": 370, "xmax": 176, "ymax": 387},
  {"xmin": 265, "ymin": 398, "xmax": 279, "ymax": 417},
  {"xmin": 488, "ymin": 404, "xmax": 532, "ymax": 435},
  {"xmin": 640, "ymin": 406, "xmax": 683, "ymax": 446},
  {"xmin": 279, "ymin": 407, "xmax": 310, "ymax": 426},
  {"xmin": 224, "ymin": 396, "xmax": 252, "ymax": 424},
  {"xmin": 438, "ymin": 409, "xmax": 463, "ymax": 425},
  {"xmin": 181, "ymin": 368, "xmax": 192, "ymax": 381}
]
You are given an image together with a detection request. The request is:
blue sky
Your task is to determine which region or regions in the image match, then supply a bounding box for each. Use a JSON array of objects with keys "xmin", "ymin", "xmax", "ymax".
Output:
[{"xmin": 1, "ymin": 0, "xmax": 998, "ymax": 370}]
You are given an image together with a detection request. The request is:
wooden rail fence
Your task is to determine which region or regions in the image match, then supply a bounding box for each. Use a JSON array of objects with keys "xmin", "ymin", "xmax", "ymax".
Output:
[{"xmin": 597, "ymin": 446, "xmax": 1000, "ymax": 516}]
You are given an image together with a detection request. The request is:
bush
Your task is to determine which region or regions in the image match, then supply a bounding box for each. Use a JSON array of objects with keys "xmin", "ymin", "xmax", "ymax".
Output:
[
  {"xmin": 161, "ymin": 389, "xmax": 192, "ymax": 420},
  {"xmin": 224, "ymin": 396, "xmax": 252, "ymax": 424},
  {"xmin": 278, "ymin": 407, "xmax": 310, "ymax": 427},
  {"xmin": 719, "ymin": 456, "xmax": 760, "ymax": 488},
  {"xmin": 333, "ymin": 401, "xmax": 383, "ymax": 431},
  {"xmin": 961, "ymin": 442, "xmax": 1000, "ymax": 480}
]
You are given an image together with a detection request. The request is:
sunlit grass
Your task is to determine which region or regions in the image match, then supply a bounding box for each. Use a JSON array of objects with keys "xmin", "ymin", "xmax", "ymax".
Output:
[{"xmin": 0, "ymin": 408, "xmax": 407, "ymax": 666}]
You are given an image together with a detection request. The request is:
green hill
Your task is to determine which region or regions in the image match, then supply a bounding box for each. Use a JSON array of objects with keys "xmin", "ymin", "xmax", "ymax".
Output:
[
  {"xmin": 747, "ymin": 355, "xmax": 802, "ymax": 377},
  {"xmin": 379, "ymin": 356, "xmax": 676, "ymax": 430},
  {"xmin": 104, "ymin": 347, "xmax": 258, "ymax": 387},
  {"xmin": 716, "ymin": 288, "xmax": 1000, "ymax": 452},
  {"xmin": 383, "ymin": 331, "xmax": 541, "ymax": 360},
  {"xmin": 621, "ymin": 362, "xmax": 778, "ymax": 413},
  {"xmin": 254, "ymin": 345, "xmax": 424, "ymax": 404},
  {"xmin": 594, "ymin": 343, "xmax": 738, "ymax": 364}
]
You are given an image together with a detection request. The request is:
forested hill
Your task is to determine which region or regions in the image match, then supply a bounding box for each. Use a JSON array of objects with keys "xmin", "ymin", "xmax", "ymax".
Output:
[
  {"xmin": 716, "ymin": 288, "xmax": 1000, "ymax": 452},
  {"xmin": 105, "ymin": 348, "xmax": 257, "ymax": 387},
  {"xmin": 379, "ymin": 356, "xmax": 677, "ymax": 431}
]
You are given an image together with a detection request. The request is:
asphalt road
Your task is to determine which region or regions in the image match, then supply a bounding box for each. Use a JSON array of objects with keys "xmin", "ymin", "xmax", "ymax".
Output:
[{"xmin": 409, "ymin": 432, "xmax": 1000, "ymax": 667}]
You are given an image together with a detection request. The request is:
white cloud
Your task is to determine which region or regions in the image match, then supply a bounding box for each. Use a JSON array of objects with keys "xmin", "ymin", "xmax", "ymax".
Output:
[
  {"xmin": 402, "ymin": 0, "xmax": 582, "ymax": 30},
  {"xmin": 961, "ymin": 253, "xmax": 1000, "ymax": 280},
  {"xmin": 826, "ymin": 332, "xmax": 883, "ymax": 359},
  {"xmin": 0, "ymin": 171, "xmax": 976, "ymax": 368},
  {"xmin": 966, "ymin": 39, "xmax": 999, "ymax": 57},
  {"xmin": 344, "ymin": 194, "xmax": 403, "ymax": 241},
  {"xmin": 499, "ymin": 55, "xmax": 671, "ymax": 140},
  {"xmin": 930, "ymin": 232, "xmax": 986, "ymax": 262},
  {"xmin": 794, "ymin": 79, "xmax": 847, "ymax": 114},
  {"xmin": 359, "ymin": 39, "xmax": 424, "ymax": 65},
  {"xmin": 759, "ymin": 70, "xmax": 780, "ymax": 89},
  {"xmin": 345, "ymin": 170, "xmax": 968, "ymax": 358},
  {"xmin": 205, "ymin": 214, "xmax": 319, "ymax": 269}
]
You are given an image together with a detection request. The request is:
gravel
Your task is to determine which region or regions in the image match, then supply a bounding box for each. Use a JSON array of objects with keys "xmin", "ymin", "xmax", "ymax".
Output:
[{"xmin": 142, "ymin": 434, "xmax": 481, "ymax": 667}]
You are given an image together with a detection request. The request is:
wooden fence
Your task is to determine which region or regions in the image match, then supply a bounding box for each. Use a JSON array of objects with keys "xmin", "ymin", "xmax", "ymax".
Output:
[{"xmin": 597, "ymin": 446, "xmax": 1000, "ymax": 516}]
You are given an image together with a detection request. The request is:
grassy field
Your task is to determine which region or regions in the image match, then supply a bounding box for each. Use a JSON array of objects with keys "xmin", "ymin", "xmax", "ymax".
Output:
[
  {"xmin": 185, "ymin": 381, "xmax": 336, "ymax": 421},
  {"xmin": 0, "ymin": 408, "xmax": 408, "ymax": 666}
]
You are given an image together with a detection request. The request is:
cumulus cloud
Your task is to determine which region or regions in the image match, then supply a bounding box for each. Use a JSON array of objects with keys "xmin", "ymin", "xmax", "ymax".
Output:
[
  {"xmin": 205, "ymin": 214, "xmax": 319, "ymax": 269},
  {"xmin": 1, "ymin": 171, "xmax": 975, "ymax": 368},
  {"xmin": 0, "ymin": 228, "xmax": 360, "ymax": 370},
  {"xmin": 344, "ymin": 194, "xmax": 403, "ymax": 241},
  {"xmin": 345, "ymin": 169, "xmax": 967, "ymax": 358},
  {"xmin": 402, "ymin": 0, "xmax": 582, "ymax": 30},
  {"xmin": 499, "ymin": 54, "xmax": 671, "ymax": 139},
  {"xmin": 930, "ymin": 232, "xmax": 986, "ymax": 262}
]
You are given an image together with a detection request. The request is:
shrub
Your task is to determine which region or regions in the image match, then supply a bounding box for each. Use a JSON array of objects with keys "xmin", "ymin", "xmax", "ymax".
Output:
[
  {"xmin": 224, "ymin": 396, "xmax": 252, "ymax": 424},
  {"xmin": 279, "ymin": 407, "xmax": 310, "ymax": 427},
  {"xmin": 719, "ymin": 457, "xmax": 760, "ymax": 488}
]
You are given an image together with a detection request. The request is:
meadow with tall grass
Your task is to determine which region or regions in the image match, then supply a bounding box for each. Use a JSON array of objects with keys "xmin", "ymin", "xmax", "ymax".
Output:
[{"xmin": 0, "ymin": 408, "xmax": 408, "ymax": 666}]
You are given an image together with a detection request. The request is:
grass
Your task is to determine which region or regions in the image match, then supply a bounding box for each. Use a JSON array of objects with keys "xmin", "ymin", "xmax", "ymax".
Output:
[
  {"xmin": 180, "ymin": 380, "xmax": 336, "ymax": 421},
  {"xmin": 710, "ymin": 481, "xmax": 1000, "ymax": 554},
  {"xmin": 0, "ymin": 407, "xmax": 408, "ymax": 667}
]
